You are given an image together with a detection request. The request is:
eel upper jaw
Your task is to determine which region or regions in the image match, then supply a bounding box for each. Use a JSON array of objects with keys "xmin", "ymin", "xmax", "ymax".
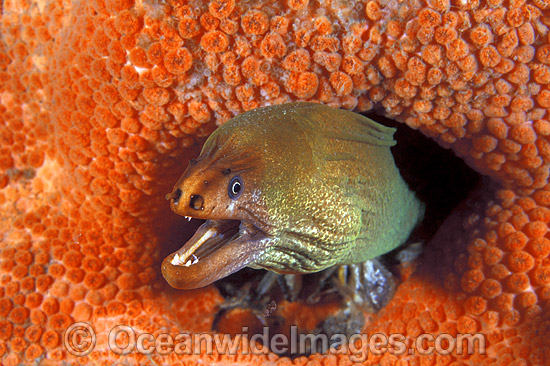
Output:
[{"xmin": 161, "ymin": 217, "xmax": 270, "ymax": 290}]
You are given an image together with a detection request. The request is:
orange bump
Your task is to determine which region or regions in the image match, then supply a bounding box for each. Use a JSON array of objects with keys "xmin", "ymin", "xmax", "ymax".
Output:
[
  {"xmin": 106, "ymin": 128, "xmax": 127, "ymax": 147},
  {"xmin": 91, "ymin": 29, "xmax": 110, "ymax": 57},
  {"xmin": 504, "ymin": 231, "xmax": 528, "ymax": 250},
  {"xmin": 25, "ymin": 344, "xmax": 43, "ymax": 360},
  {"xmin": 200, "ymin": 12, "xmax": 220, "ymax": 31},
  {"xmin": 261, "ymin": 81, "xmax": 280, "ymax": 99},
  {"xmin": 84, "ymin": 272, "xmax": 106, "ymax": 290},
  {"xmin": 201, "ymin": 30, "xmax": 229, "ymax": 53},
  {"xmin": 495, "ymin": 58, "xmax": 515, "ymax": 75},
  {"xmin": 510, "ymin": 211, "xmax": 529, "ymax": 230},
  {"xmin": 313, "ymin": 52, "xmax": 341, "ymax": 72},
  {"xmin": 518, "ymin": 20, "xmax": 535, "ymax": 44},
  {"xmin": 446, "ymin": 38, "xmax": 469, "ymax": 61},
  {"xmin": 10, "ymin": 337, "xmax": 27, "ymax": 353},
  {"xmin": 62, "ymin": 251, "xmax": 83, "ymax": 268},
  {"xmin": 514, "ymin": 45, "xmax": 535, "ymax": 63},
  {"xmin": 416, "ymin": 27, "xmax": 435, "ymax": 44},
  {"xmin": 209, "ymin": 0, "xmax": 235, "ymax": 19},
  {"xmin": 507, "ymin": 63, "xmax": 529, "ymax": 85},
  {"xmin": 435, "ymin": 26, "xmax": 457, "ymax": 45},
  {"xmin": 329, "ymin": 71, "xmax": 352, "ymax": 96},
  {"xmin": 120, "ymin": 118, "xmax": 141, "ymax": 135},
  {"xmin": 73, "ymin": 303, "xmax": 92, "ymax": 322},
  {"xmin": 286, "ymin": 71, "xmax": 318, "ymax": 99},
  {"xmin": 178, "ymin": 17, "xmax": 201, "ymax": 39},
  {"xmin": 164, "ymin": 48, "xmax": 193, "ymax": 74},
  {"xmin": 464, "ymin": 296, "xmax": 487, "ymax": 316},
  {"xmin": 405, "ymin": 56, "xmax": 427, "ymax": 85},
  {"xmin": 142, "ymin": 87, "xmax": 170, "ymax": 106},
  {"xmin": 394, "ymin": 78, "xmax": 417, "ymax": 99},
  {"xmin": 536, "ymin": 44, "xmax": 550, "ymax": 64},
  {"xmin": 524, "ymin": 221, "xmax": 548, "ymax": 238},
  {"xmin": 480, "ymin": 278, "xmax": 502, "ymax": 299},
  {"xmin": 121, "ymin": 65, "xmax": 139, "ymax": 85},
  {"xmin": 536, "ymin": 89, "xmax": 550, "ymax": 108},
  {"xmin": 166, "ymin": 101, "xmax": 187, "ymax": 122},
  {"xmin": 509, "ymin": 124, "xmax": 536, "ymax": 145},
  {"xmin": 507, "ymin": 251, "xmax": 535, "ymax": 272},
  {"xmin": 60, "ymin": 298, "xmax": 74, "ymax": 314},
  {"xmin": 530, "ymin": 266, "xmax": 550, "ymax": 285},
  {"xmin": 506, "ymin": 272, "xmax": 530, "ymax": 292},
  {"xmin": 24, "ymin": 324, "xmax": 42, "ymax": 344},
  {"xmin": 117, "ymin": 272, "xmax": 139, "ymax": 290},
  {"xmin": 386, "ymin": 19, "xmax": 404, "ymax": 39},
  {"xmin": 310, "ymin": 35, "xmax": 339, "ymax": 52},
  {"xmin": 25, "ymin": 292, "xmax": 43, "ymax": 309},
  {"xmin": 461, "ymin": 269, "xmax": 484, "ymax": 292},
  {"xmin": 114, "ymin": 10, "xmax": 140, "ymax": 35},
  {"xmin": 533, "ymin": 190, "xmax": 550, "ymax": 206},
  {"xmin": 221, "ymin": 51, "xmax": 237, "ymax": 66},
  {"xmin": 365, "ymin": 1, "xmax": 382, "ymax": 21},
  {"xmin": 494, "ymin": 293, "xmax": 514, "ymax": 314},
  {"xmin": 283, "ymin": 48, "xmax": 310, "ymax": 72},
  {"xmin": 294, "ymin": 28, "xmax": 311, "ymax": 48},
  {"xmin": 189, "ymin": 100, "xmax": 212, "ymax": 123},
  {"xmin": 91, "ymin": 58, "xmax": 111, "ymax": 83},
  {"xmin": 527, "ymin": 237, "xmax": 550, "ymax": 259},
  {"xmin": 470, "ymin": 24, "xmax": 493, "ymax": 45},
  {"xmin": 9, "ymin": 307, "xmax": 30, "ymax": 324},
  {"xmin": 235, "ymin": 84, "xmax": 254, "ymax": 102},
  {"xmin": 241, "ymin": 10, "xmax": 269, "ymax": 35},
  {"xmin": 261, "ymin": 32, "xmax": 286, "ymax": 59},
  {"xmin": 143, "ymin": 43, "xmax": 163, "ymax": 65},
  {"xmin": 223, "ymin": 64, "xmax": 241, "ymax": 86},
  {"xmin": 216, "ymin": 19, "xmax": 237, "ymax": 36},
  {"xmin": 288, "ymin": 0, "xmax": 309, "ymax": 11},
  {"xmin": 128, "ymin": 48, "xmax": 151, "ymax": 70},
  {"xmin": 498, "ymin": 29, "xmax": 519, "ymax": 58},
  {"xmin": 48, "ymin": 313, "xmax": 71, "ymax": 330},
  {"xmin": 418, "ymin": 8, "xmax": 441, "ymax": 27},
  {"xmin": 267, "ymin": 17, "xmax": 288, "ymax": 37},
  {"xmin": 241, "ymin": 56, "xmax": 259, "ymax": 78},
  {"xmin": 125, "ymin": 135, "xmax": 148, "ymax": 152},
  {"xmin": 426, "ymin": 67, "xmax": 443, "ymax": 85},
  {"xmin": 517, "ymin": 292, "xmax": 537, "ymax": 310},
  {"xmin": 342, "ymin": 55, "xmax": 363, "ymax": 75},
  {"xmin": 0, "ymin": 298, "xmax": 14, "ymax": 318},
  {"xmin": 479, "ymin": 45, "xmax": 501, "ymax": 68},
  {"xmin": 473, "ymin": 135, "xmax": 498, "ymax": 153},
  {"xmin": 65, "ymin": 268, "xmax": 85, "ymax": 284}
]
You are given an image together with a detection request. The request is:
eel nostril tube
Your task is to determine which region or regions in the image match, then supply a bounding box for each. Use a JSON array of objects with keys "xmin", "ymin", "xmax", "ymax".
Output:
[
  {"xmin": 189, "ymin": 194, "xmax": 204, "ymax": 210},
  {"xmin": 166, "ymin": 188, "xmax": 183, "ymax": 205}
]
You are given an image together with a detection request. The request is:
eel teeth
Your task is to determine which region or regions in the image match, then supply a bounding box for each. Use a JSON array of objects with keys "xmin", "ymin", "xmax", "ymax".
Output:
[
  {"xmin": 183, "ymin": 254, "xmax": 199, "ymax": 267},
  {"xmin": 171, "ymin": 253, "xmax": 183, "ymax": 266},
  {"xmin": 170, "ymin": 229, "xmax": 216, "ymax": 266},
  {"xmin": 171, "ymin": 253, "xmax": 199, "ymax": 267}
]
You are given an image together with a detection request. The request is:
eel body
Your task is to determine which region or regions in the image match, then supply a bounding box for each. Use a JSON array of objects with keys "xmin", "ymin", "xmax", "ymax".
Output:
[{"xmin": 162, "ymin": 102, "xmax": 425, "ymax": 289}]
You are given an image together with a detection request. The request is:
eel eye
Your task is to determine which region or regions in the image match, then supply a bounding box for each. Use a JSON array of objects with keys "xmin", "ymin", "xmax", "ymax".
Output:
[{"xmin": 228, "ymin": 176, "xmax": 243, "ymax": 199}]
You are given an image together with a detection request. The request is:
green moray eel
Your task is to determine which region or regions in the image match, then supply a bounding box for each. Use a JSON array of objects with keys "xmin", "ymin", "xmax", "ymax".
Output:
[{"xmin": 162, "ymin": 102, "xmax": 425, "ymax": 290}]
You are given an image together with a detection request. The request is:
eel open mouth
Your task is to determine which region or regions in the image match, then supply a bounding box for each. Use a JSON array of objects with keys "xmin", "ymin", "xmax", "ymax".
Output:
[{"xmin": 161, "ymin": 218, "xmax": 268, "ymax": 289}]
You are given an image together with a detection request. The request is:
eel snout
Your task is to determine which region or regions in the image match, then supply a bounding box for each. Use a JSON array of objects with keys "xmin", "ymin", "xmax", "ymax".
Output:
[{"xmin": 161, "ymin": 219, "xmax": 267, "ymax": 289}]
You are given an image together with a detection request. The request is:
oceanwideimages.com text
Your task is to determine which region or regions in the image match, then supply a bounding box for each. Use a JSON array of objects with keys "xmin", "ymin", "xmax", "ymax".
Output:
[{"xmin": 64, "ymin": 322, "xmax": 486, "ymax": 362}]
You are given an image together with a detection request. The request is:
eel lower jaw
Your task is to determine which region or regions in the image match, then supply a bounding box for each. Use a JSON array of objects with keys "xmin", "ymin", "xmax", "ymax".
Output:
[{"xmin": 162, "ymin": 219, "xmax": 268, "ymax": 290}]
